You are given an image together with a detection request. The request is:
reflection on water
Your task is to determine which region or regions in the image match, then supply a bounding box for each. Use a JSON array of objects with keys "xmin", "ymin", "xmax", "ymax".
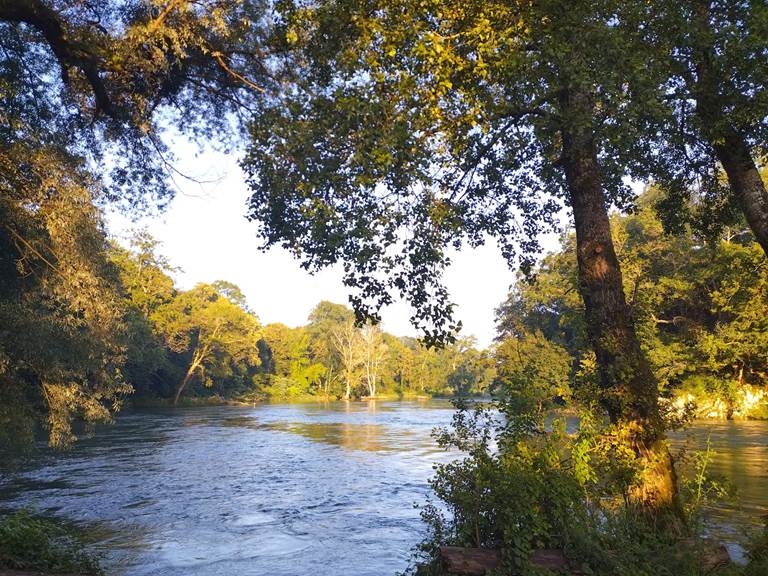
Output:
[
  {"xmin": 0, "ymin": 401, "xmax": 455, "ymax": 576},
  {"xmin": 258, "ymin": 422, "xmax": 420, "ymax": 452},
  {"xmin": 669, "ymin": 420, "xmax": 768, "ymax": 557},
  {"xmin": 0, "ymin": 401, "xmax": 765, "ymax": 575}
]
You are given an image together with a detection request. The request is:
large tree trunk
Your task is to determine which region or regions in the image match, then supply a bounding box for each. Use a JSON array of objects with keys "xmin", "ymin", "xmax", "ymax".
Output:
[
  {"xmin": 711, "ymin": 131, "xmax": 768, "ymax": 255},
  {"xmin": 559, "ymin": 86, "xmax": 679, "ymax": 514},
  {"xmin": 174, "ymin": 354, "xmax": 202, "ymax": 405},
  {"xmin": 693, "ymin": 0, "xmax": 768, "ymax": 256}
]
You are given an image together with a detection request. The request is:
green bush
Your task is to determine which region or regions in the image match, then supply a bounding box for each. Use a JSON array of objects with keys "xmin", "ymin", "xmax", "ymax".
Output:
[
  {"xmin": 740, "ymin": 522, "xmax": 768, "ymax": 576},
  {"xmin": 405, "ymin": 394, "xmax": 760, "ymax": 576},
  {"xmin": 0, "ymin": 509, "xmax": 102, "ymax": 575}
]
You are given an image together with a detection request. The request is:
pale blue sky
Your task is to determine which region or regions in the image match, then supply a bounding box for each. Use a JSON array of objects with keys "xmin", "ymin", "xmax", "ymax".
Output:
[{"xmin": 107, "ymin": 142, "xmax": 562, "ymax": 348}]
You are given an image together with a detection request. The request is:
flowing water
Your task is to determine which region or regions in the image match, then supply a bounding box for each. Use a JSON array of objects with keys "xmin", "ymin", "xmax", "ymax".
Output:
[{"xmin": 0, "ymin": 401, "xmax": 765, "ymax": 575}]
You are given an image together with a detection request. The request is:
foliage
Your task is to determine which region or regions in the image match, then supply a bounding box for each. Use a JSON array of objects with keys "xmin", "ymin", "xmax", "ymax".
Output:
[
  {"xmin": 107, "ymin": 236, "xmax": 492, "ymax": 406},
  {"xmin": 151, "ymin": 282, "xmax": 262, "ymax": 403},
  {"xmin": 0, "ymin": 509, "xmax": 102, "ymax": 574},
  {"xmin": 493, "ymin": 331, "xmax": 572, "ymax": 415},
  {"xmin": 741, "ymin": 521, "xmax": 768, "ymax": 576},
  {"xmin": 305, "ymin": 300, "xmax": 356, "ymax": 395},
  {"xmin": 0, "ymin": 0, "xmax": 274, "ymax": 212},
  {"xmin": 496, "ymin": 189, "xmax": 768, "ymax": 418},
  {"xmin": 241, "ymin": 0, "xmax": 665, "ymax": 345},
  {"xmin": 258, "ymin": 323, "xmax": 325, "ymax": 398},
  {"xmin": 0, "ymin": 157, "xmax": 131, "ymax": 459},
  {"xmin": 627, "ymin": 1, "xmax": 768, "ymax": 241},
  {"xmin": 420, "ymin": 402, "xmax": 584, "ymax": 570},
  {"xmin": 408, "ymin": 386, "xmax": 755, "ymax": 576},
  {"xmin": 679, "ymin": 436, "xmax": 733, "ymax": 520}
]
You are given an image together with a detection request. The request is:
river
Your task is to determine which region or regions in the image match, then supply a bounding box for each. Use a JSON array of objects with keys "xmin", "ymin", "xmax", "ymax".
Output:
[{"xmin": 0, "ymin": 400, "xmax": 765, "ymax": 575}]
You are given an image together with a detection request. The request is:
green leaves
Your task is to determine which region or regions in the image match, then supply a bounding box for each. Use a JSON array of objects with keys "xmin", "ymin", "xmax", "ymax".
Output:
[{"xmin": 496, "ymin": 187, "xmax": 768, "ymax": 417}]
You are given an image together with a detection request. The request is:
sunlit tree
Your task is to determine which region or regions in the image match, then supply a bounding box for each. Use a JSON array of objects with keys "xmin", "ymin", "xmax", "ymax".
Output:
[
  {"xmin": 152, "ymin": 282, "xmax": 261, "ymax": 404},
  {"xmin": 360, "ymin": 322, "xmax": 387, "ymax": 398},
  {"xmin": 242, "ymin": 0, "xmax": 678, "ymax": 507}
]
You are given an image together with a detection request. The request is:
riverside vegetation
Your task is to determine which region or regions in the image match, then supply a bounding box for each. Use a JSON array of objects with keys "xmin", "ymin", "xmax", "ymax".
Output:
[{"xmin": 1, "ymin": 0, "xmax": 768, "ymax": 574}]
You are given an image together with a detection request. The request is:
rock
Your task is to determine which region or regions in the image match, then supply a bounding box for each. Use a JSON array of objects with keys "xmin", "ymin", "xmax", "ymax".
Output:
[{"xmin": 677, "ymin": 538, "xmax": 732, "ymax": 574}]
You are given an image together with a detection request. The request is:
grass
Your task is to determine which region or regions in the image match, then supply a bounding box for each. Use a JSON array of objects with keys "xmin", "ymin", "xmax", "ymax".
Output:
[{"xmin": 0, "ymin": 509, "xmax": 102, "ymax": 575}]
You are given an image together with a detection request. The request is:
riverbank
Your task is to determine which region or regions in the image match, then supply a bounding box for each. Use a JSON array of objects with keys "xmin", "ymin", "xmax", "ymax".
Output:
[
  {"xmin": 671, "ymin": 385, "xmax": 768, "ymax": 420},
  {"xmin": 129, "ymin": 388, "xmax": 768, "ymax": 420},
  {"xmin": 129, "ymin": 391, "xmax": 449, "ymax": 408},
  {"xmin": 0, "ymin": 510, "xmax": 102, "ymax": 576}
]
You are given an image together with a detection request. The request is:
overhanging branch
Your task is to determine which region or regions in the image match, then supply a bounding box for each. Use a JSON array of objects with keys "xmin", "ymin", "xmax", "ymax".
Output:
[{"xmin": 0, "ymin": 0, "xmax": 115, "ymax": 116}]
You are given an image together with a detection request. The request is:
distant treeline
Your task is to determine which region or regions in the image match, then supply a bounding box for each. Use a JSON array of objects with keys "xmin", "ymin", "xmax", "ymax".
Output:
[
  {"xmin": 113, "ymin": 231, "xmax": 494, "ymax": 406},
  {"xmin": 0, "ymin": 191, "xmax": 493, "ymax": 458}
]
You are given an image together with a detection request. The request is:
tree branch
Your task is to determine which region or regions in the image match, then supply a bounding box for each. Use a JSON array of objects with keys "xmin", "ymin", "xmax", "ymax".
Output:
[{"xmin": 0, "ymin": 0, "xmax": 115, "ymax": 116}]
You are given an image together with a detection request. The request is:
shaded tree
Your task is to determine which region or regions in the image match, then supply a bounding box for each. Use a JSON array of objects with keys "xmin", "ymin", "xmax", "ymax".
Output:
[
  {"xmin": 0, "ymin": 0, "xmax": 274, "ymax": 212},
  {"xmin": 493, "ymin": 332, "xmax": 572, "ymax": 416},
  {"xmin": 243, "ymin": 0, "xmax": 675, "ymax": 508},
  {"xmin": 633, "ymin": 0, "xmax": 768, "ymax": 254}
]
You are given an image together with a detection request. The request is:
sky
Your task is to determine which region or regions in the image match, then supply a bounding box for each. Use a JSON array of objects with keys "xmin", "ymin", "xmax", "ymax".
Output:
[{"xmin": 107, "ymin": 143, "xmax": 562, "ymax": 348}]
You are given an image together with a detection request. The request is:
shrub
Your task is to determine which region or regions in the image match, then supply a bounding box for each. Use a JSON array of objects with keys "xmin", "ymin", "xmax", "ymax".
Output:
[
  {"xmin": 0, "ymin": 509, "xmax": 102, "ymax": 575},
  {"xmin": 405, "ymin": 394, "xmax": 758, "ymax": 576}
]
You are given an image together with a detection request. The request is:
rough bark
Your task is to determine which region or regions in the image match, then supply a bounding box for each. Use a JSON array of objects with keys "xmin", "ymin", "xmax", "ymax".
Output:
[
  {"xmin": 699, "ymin": 113, "xmax": 768, "ymax": 258},
  {"xmin": 559, "ymin": 85, "xmax": 679, "ymax": 513},
  {"xmin": 560, "ymin": 87, "xmax": 661, "ymax": 431}
]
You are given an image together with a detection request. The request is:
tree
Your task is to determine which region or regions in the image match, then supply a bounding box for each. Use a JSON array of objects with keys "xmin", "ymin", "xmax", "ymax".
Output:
[
  {"xmin": 0, "ymin": 0, "xmax": 275, "ymax": 448},
  {"xmin": 0, "ymin": 158, "xmax": 131, "ymax": 457},
  {"xmin": 332, "ymin": 319, "xmax": 362, "ymax": 400},
  {"xmin": 0, "ymin": 0, "xmax": 274, "ymax": 212},
  {"xmin": 359, "ymin": 322, "xmax": 387, "ymax": 398},
  {"xmin": 152, "ymin": 282, "xmax": 261, "ymax": 404},
  {"xmin": 493, "ymin": 332, "xmax": 572, "ymax": 416},
  {"xmin": 635, "ymin": 1, "xmax": 768, "ymax": 254},
  {"xmin": 109, "ymin": 234, "xmax": 177, "ymax": 396},
  {"xmin": 499, "ymin": 188, "xmax": 768, "ymax": 416},
  {"xmin": 111, "ymin": 230, "xmax": 176, "ymax": 316},
  {"xmin": 243, "ymin": 0, "xmax": 675, "ymax": 507},
  {"xmin": 258, "ymin": 323, "xmax": 325, "ymax": 397},
  {"xmin": 306, "ymin": 301, "xmax": 356, "ymax": 396},
  {"xmin": 446, "ymin": 347, "xmax": 494, "ymax": 396}
]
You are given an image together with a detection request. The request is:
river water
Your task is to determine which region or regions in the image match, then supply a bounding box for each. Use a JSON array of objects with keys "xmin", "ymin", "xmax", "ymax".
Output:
[{"xmin": 0, "ymin": 401, "xmax": 765, "ymax": 575}]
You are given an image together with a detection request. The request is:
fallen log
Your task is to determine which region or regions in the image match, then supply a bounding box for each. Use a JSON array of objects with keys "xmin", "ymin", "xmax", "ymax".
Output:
[
  {"xmin": 439, "ymin": 546, "xmax": 570, "ymax": 575},
  {"xmin": 439, "ymin": 546, "xmax": 500, "ymax": 575}
]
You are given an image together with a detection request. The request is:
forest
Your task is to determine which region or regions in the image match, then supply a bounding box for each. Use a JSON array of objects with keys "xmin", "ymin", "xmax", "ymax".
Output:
[
  {"xmin": 1, "ymin": 0, "xmax": 768, "ymax": 575},
  {"xmin": 4, "ymin": 186, "xmax": 766, "ymax": 460},
  {"xmin": 110, "ymin": 231, "xmax": 496, "ymax": 405}
]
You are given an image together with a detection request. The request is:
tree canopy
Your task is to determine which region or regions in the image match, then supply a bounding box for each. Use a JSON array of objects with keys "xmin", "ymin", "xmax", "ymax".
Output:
[{"xmin": 1, "ymin": 0, "xmax": 273, "ymax": 211}]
